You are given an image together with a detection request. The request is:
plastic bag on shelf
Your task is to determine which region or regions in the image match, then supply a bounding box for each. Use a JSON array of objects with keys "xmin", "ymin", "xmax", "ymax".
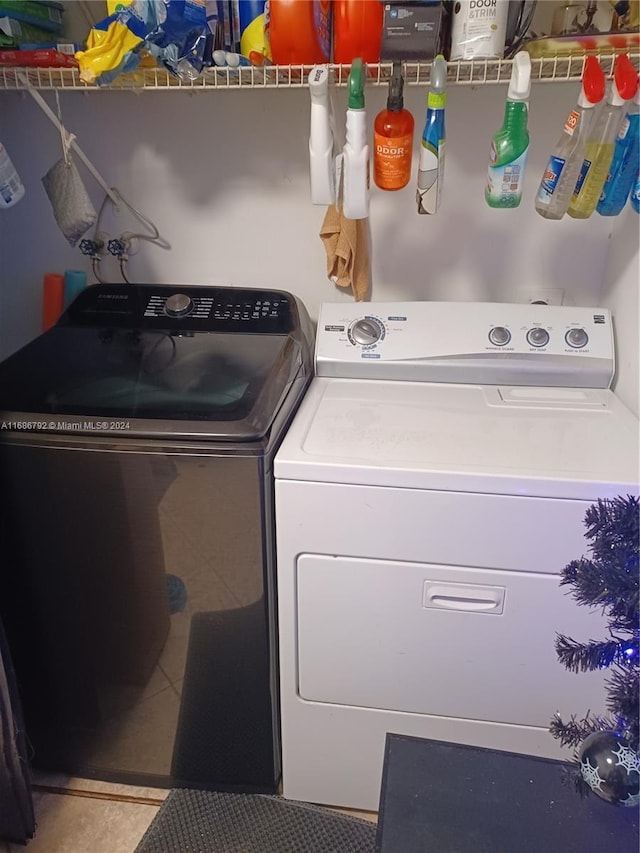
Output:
[
  {"xmin": 75, "ymin": 0, "xmax": 165, "ymax": 85},
  {"xmin": 76, "ymin": 0, "xmax": 209, "ymax": 86},
  {"xmin": 145, "ymin": 0, "xmax": 208, "ymax": 80}
]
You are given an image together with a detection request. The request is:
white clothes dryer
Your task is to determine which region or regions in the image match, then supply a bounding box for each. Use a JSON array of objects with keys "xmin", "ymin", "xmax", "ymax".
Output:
[{"xmin": 274, "ymin": 301, "xmax": 639, "ymax": 812}]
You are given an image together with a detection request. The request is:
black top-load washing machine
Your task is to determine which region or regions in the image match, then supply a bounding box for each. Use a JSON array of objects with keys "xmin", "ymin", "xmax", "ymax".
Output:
[{"xmin": 0, "ymin": 283, "xmax": 314, "ymax": 793}]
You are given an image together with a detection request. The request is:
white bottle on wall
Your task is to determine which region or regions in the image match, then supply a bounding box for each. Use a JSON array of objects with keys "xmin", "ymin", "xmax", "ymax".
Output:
[
  {"xmin": 450, "ymin": 0, "xmax": 510, "ymax": 61},
  {"xmin": 0, "ymin": 142, "xmax": 25, "ymax": 209}
]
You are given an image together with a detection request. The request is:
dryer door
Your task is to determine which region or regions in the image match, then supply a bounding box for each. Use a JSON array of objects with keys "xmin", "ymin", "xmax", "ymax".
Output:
[{"xmin": 295, "ymin": 554, "xmax": 607, "ymax": 728}]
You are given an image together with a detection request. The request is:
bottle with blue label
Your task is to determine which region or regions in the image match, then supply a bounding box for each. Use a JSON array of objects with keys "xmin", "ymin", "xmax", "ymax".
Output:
[
  {"xmin": 0, "ymin": 142, "xmax": 25, "ymax": 209},
  {"xmin": 596, "ymin": 86, "xmax": 640, "ymax": 217},
  {"xmin": 417, "ymin": 55, "xmax": 447, "ymax": 215},
  {"xmin": 568, "ymin": 55, "xmax": 638, "ymax": 219},
  {"xmin": 535, "ymin": 56, "xmax": 605, "ymax": 220},
  {"xmin": 485, "ymin": 52, "xmax": 531, "ymax": 209},
  {"xmin": 631, "ymin": 170, "xmax": 640, "ymax": 213}
]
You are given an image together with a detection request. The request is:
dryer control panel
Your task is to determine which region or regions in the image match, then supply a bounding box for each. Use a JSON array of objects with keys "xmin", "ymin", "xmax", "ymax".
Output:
[{"xmin": 316, "ymin": 301, "xmax": 615, "ymax": 388}]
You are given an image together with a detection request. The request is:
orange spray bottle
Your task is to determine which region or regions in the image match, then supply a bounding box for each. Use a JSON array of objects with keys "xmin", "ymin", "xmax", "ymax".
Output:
[{"xmin": 373, "ymin": 61, "xmax": 414, "ymax": 191}]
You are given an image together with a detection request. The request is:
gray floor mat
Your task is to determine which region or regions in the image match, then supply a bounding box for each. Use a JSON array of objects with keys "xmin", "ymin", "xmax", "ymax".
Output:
[{"xmin": 135, "ymin": 789, "xmax": 377, "ymax": 853}]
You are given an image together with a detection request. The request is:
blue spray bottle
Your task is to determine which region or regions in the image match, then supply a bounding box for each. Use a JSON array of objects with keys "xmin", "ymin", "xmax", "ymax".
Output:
[
  {"xmin": 416, "ymin": 55, "xmax": 447, "ymax": 215},
  {"xmin": 631, "ymin": 171, "xmax": 640, "ymax": 213},
  {"xmin": 596, "ymin": 86, "xmax": 640, "ymax": 217}
]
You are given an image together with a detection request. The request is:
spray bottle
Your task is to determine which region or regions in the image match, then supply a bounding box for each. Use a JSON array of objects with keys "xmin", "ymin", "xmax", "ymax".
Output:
[
  {"xmin": 416, "ymin": 55, "xmax": 447, "ymax": 216},
  {"xmin": 535, "ymin": 56, "xmax": 606, "ymax": 220},
  {"xmin": 308, "ymin": 65, "xmax": 336, "ymax": 205},
  {"xmin": 631, "ymin": 170, "xmax": 640, "ymax": 213},
  {"xmin": 0, "ymin": 142, "xmax": 25, "ymax": 209},
  {"xmin": 568, "ymin": 55, "xmax": 638, "ymax": 219},
  {"xmin": 373, "ymin": 61, "xmax": 414, "ymax": 191},
  {"xmin": 485, "ymin": 52, "xmax": 531, "ymax": 209},
  {"xmin": 342, "ymin": 57, "xmax": 369, "ymax": 220},
  {"xmin": 597, "ymin": 84, "xmax": 640, "ymax": 217}
]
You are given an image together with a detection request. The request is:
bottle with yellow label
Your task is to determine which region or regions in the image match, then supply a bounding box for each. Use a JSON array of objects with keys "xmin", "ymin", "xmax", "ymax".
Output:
[
  {"xmin": 373, "ymin": 61, "xmax": 414, "ymax": 191},
  {"xmin": 535, "ymin": 55, "xmax": 605, "ymax": 220},
  {"xmin": 568, "ymin": 54, "xmax": 639, "ymax": 219}
]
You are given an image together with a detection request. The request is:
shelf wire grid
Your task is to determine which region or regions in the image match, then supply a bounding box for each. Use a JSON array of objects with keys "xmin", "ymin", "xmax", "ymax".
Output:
[{"xmin": 1, "ymin": 54, "xmax": 638, "ymax": 92}]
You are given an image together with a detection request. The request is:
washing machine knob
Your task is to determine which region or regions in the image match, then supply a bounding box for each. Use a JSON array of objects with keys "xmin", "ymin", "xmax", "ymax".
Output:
[
  {"xmin": 165, "ymin": 293, "xmax": 194, "ymax": 317},
  {"xmin": 350, "ymin": 318, "xmax": 382, "ymax": 345}
]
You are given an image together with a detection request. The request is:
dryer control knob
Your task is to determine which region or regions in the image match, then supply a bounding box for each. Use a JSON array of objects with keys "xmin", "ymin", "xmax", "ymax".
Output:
[
  {"xmin": 350, "ymin": 318, "xmax": 382, "ymax": 345},
  {"xmin": 527, "ymin": 327, "xmax": 550, "ymax": 348},
  {"xmin": 488, "ymin": 326, "xmax": 511, "ymax": 346},
  {"xmin": 165, "ymin": 293, "xmax": 194, "ymax": 317},
  {"xmin": 565, "ymin": 328, "xmax": 589, "ymax": 349}
]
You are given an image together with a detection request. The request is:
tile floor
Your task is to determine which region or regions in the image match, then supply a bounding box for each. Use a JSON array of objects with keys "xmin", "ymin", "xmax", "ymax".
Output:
[{"xmin": 3, "ymin": 772, "xmax": 377, "ymax": 853}]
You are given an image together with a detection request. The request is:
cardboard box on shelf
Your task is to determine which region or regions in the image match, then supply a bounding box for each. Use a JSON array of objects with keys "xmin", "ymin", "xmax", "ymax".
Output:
[{"xmin": 380, "ymin": 1, "xmax": 447, "ymax": 61}]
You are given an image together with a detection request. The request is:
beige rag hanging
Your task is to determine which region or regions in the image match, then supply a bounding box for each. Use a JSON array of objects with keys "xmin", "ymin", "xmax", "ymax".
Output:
[{"xmin": 319, "ymin": 204, "xmax": 370, "ymax": 301}]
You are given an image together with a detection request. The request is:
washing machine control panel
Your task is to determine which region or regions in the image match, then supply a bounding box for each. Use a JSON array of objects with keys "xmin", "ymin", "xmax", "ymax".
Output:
[
  {"xmin": 316, "ymin": 302, "xmax": 615, "ymax": 388},
  {"xmin": 63, "ymin": 285, "xmax": 296, "ymax": 334},
  {"xmin": 144, "ymin": 292, "xmax": 288, "ymax": 323}
]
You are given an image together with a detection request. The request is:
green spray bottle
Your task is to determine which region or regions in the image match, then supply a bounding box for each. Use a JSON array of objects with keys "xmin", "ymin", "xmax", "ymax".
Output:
[{"xmin": 485, "ymin": 52, "xmax": 531, "ymax": 209}]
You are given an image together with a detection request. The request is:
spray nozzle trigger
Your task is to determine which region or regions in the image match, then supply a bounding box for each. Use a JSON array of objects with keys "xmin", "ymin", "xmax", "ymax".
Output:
[
  {"xmin": 308, "ymin": 64, "xmax": 329, "ymax": 104},
  {"xmin": 508, "ymin": 52, "xmax": 531, "ymax": 102},
  {"xmin": 582, "ymin": 55, "xmax": 606, "ymax": 105},
  {"xmin": 387, "ymin": 61, "xmax": 404, "ymax": 111},
  {"xmin": 348, "ymin": 57, "xmax": 365, "ymax": 110}
]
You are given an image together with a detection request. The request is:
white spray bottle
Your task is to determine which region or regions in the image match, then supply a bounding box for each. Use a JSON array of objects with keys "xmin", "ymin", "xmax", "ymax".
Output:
[
  {"xmin": 308, "ymin": 65, "xmax": 335, "ymax": 206},
  {"xmin": 342, "ymin": 58, "xmax": 369, "ymax": 220}
]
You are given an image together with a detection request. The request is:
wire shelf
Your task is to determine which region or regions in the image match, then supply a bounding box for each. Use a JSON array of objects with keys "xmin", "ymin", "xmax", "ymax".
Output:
[{"xmin": 1, "ymin": 54, "xmax": 638, "ymax": 92}]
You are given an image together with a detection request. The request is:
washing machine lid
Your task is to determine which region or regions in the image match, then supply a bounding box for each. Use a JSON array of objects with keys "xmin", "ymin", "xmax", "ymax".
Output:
[
  {"xmin": 0, "ymin": 284, "xmax": 312, "ymax": 441},
  {"xmin": 274, "ymin": 377, "xmax": 639, "ymax": 500}
]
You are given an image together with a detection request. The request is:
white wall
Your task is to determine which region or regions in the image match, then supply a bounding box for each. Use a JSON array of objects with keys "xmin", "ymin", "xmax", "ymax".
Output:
[
  {"xmin": 0, "ymin": 75, "xmax": 637, "ymax": 410},
  {"xmin": 601, "ymin": 205, "xmax": 640, "ymax": 417}
]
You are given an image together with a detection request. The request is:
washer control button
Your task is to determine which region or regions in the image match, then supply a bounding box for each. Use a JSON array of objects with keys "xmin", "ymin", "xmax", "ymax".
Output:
[
  {"xmin": 350, "ymin": 318, "xmax": 383, "ymax": 346},
  {"xmin": 164, "ymin": 293, "xmax": 194, "ymax": 317},
  {"xmin": 488, "ymin": 326, "xmax": 511, "ymax": 346},
  {"xmin": 565, "ymin": 327, "xmax": 589, "ymax": 349},
  {"xmin": 527, "ymin": 327, "xmax": 550, "ymax": 348}
]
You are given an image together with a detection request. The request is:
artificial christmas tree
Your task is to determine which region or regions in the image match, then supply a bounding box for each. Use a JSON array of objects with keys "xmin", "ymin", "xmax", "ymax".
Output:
[{"xmin": 550, "ymin": 494, "xmax": 639, "ymax": 807}]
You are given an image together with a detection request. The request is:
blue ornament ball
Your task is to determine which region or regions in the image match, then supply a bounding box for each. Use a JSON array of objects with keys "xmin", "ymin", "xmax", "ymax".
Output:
[{"xmin": 578, "ymin": 730, "xmax": 640, "ymax": 808}]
